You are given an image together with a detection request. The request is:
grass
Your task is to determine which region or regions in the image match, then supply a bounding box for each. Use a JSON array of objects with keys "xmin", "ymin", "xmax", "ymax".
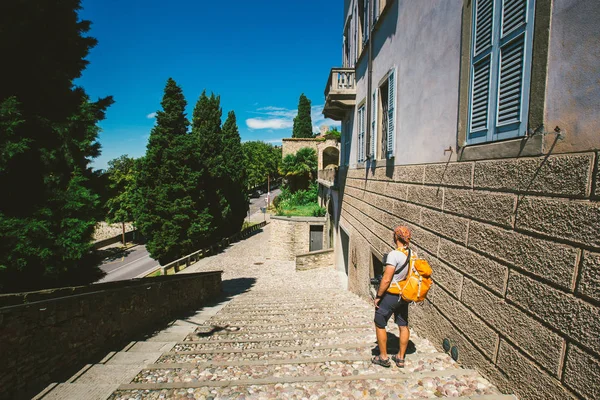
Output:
[{"xmin": 276, "ymin": 203, "xmax": 325, "ymax": 217}]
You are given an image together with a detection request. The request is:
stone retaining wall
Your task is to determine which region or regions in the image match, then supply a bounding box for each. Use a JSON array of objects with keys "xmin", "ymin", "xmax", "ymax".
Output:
[
  {"xmin": 296, "ymin": 249, "xmax": 334, "ymax": 271},
  {"xmin": 270, "ymin": 216, "xmax": 327, "ymax": 260},
  {"xmin": 338, "ymin": 152, "xmax": 600, "ymax": 400},
  {"xmin": 0, "ymin": 271, "xmax": 222, "ymax": 399}
]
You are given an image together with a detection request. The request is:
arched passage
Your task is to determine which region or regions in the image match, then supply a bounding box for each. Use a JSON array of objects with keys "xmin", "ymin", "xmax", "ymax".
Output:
[{"xmin": 322, "ymin": 146, "xmax": 340, "ymax": 170}]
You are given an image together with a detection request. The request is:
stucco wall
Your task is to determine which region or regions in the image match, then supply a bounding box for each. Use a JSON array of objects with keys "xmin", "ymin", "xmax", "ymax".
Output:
[
  {"xmin": 544, "ymin": 0, "xmax": 600, "ymax": 153},
  {"xmin": 338, "ymin": 155, "xmax": 600, "ymax": 400},
  {"xmin": 348, "ymin": 0, "xmax": 463, "ymax": 168}
]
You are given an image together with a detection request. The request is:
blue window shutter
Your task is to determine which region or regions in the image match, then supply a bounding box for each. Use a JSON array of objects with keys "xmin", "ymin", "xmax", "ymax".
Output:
[
  {"xmin": 358, "ymin": 106, "xmax": 365, "ymax": 163},
  {"xmin": 387, "ymin": 69, "xmax": 395, "ymax": 158},
  {"xmin": 468, "ymin": 0, "xmax": 494, "ymax": 142},
  {"xmin": 502, "ymin": 0, "xmax": 527, "ymax": 37},
  {"xmin": 470, "ymin": 57, "xmax": 492, "ymax": 134},
  {"xmin": 474, "ymin": 0, "xmax": 494, "ymax": 56},
  {"xmin": 373, "ymin": 0, "xmax": 379, "ymax": 25},
  {"xmin": 370, "ymin": 90, "xmax": 377, "ymax": 158},
  {"xmin": 468, "ymin": 0, "xmax": 535, "ymax": 144},
  {"xmin": 497, "ymin": 35, "xmax": 525, "ymax": 126}
]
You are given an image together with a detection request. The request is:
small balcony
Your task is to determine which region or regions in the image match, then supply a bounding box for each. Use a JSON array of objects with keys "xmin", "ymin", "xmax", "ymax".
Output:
[{"xmin": 323, "ymin": 68, "xmax": 356, "ymax": 121}]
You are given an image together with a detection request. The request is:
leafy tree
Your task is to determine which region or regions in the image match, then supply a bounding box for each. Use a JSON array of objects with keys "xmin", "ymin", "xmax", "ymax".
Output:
[
  {"xmin": 279, "ymin": 147, "xmax": 317, "ymax": 191},
  {"xmin": 105, "ymin": 155, "xmax": 137, "ymax": 245},
  {"xmin": 292, "ymin": 94, "xmax": 313, "ymax": 138},
  {"xmin": 324, "ymin": 127, "xmax": 341, "ymax": 142},
  {"xmin": 135, "ymin": 78, "xmax": 211, "ymax": 264},
  {"xmin": 0, "ymin": 0, "xmax": 113, "ymax": 292},
  {"xmin": 242, "ymin": 141, "xmax": 281, "ymax": 190},
  {"xmin": 221, "ymin": 111, "xmax": 248, "ymax": 236}
]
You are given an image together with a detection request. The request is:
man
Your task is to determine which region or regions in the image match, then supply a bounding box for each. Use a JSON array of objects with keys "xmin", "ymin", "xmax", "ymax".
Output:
[{"xmin": 372, "ymin": 226, "xmax": 415, "ymax": 368}]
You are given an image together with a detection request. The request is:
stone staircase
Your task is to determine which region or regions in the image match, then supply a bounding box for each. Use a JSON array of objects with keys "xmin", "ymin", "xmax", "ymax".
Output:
[{"xmin": 35, "ymin": 223, "xmax": 516, "ymax": 400}]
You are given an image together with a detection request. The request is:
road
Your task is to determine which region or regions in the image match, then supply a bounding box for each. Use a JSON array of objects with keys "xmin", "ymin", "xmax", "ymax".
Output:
[
  {"xmin": 96, "ymin": 245, "xmax": 158, "ymax": 283},
  {"xmin": 248, "ymin": 188, "xmax": 281, "ymax": 215},
  {"xmin": 97, "ymin": 189, "xmax": 281, "ymax": 283}
]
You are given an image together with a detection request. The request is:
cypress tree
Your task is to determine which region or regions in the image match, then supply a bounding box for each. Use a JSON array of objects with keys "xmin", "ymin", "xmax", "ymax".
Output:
[
  {"xmin": 292, "ymin": 94, "xmax": 313, "ymax": 138},
  {"xmin": 136, "ymin": 78, "xmax": 209, "ymax": 264},
  {"xmin": 191, "ymin": 92, "xmax": 228, "ymax": 239},
  {"xmin": 0, "ymin": 0, "xmax": 113, "ymax": 291},
  {"xmin": 221, "ymin": 111, "xmax": 248, "ymax": 236}
]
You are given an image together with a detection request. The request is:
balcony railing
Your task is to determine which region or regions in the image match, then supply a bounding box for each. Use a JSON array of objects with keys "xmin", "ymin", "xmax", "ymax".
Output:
[{"xmin": 323, "ymin": 68, "xmax": 356, "ymax": 120}]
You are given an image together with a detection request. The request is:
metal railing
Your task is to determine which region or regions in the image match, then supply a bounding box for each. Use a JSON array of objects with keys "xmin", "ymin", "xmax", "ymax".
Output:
[{"xmin": 147, "ymin": 221, "xmax": 268, "ymax": 277}]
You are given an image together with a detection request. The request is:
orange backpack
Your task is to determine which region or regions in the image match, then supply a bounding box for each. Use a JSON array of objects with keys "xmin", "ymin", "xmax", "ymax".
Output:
[{"xmin": 390, "ymin": 249, "xmax": 433, "ymax": 302}]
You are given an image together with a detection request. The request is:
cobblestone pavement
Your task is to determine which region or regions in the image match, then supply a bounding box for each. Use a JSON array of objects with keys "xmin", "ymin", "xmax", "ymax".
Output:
[{"xmin": 37, "ymin": 222, "xmax": 515, "ymax": 400}]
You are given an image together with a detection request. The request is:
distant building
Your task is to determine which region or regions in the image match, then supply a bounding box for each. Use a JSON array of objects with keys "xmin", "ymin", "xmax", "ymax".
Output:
[{"xmin": 322, "ymin": 1, "xmax": 600, "ymax": 399}]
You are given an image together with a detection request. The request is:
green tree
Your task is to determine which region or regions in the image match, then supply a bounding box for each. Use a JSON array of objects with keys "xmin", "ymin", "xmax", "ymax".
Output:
[
  {"xmin": 292, "ymin": 94, "xmax": 313, "ymax": 138},
  {"xmin": 105, "ymin": 155, "xmax": 137, "ymax": 245},
  {"xmin": 0, "ymin": 0, "xmax": 113, "ymax": 292},
  {"xmin": 242, "ymin": 141, "xmax": 281, "ymax": 190},
  {"xmin": 191, "ymin": 91, "xmax": 227, "ymax": 239},
  {"xmin": 221, "ymin": 111, "xmax": 248, "ymax": 236},
  {"xmin": 135, "ymin": 78, "xmax": 211, "ymax": 264},
  {"xmin": 279, "ymin": 147, "xmax": 317, "ymax": 191}
]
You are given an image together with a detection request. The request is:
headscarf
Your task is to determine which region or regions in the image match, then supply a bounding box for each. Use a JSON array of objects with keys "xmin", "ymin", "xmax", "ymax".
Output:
[{"xmin": 393, "ymin": 226, "xmax": 411, "ymax": 245}]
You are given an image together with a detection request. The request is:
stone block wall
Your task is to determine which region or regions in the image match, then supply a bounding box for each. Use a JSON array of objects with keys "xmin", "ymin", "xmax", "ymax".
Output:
[
  {"xmin": 270, "ymin": 216, "xmax": 327, "ymax": 259},
  {"xmin": 0, "ymin": 272, "xmax": 222, "ymax": 399},
  {"xmin": 338, "ymin": 152, "xmax": 600, "ymax": 400},
  {"xmin": 296, "ymin": 249, "xmax": 334, "ymax": 271}
]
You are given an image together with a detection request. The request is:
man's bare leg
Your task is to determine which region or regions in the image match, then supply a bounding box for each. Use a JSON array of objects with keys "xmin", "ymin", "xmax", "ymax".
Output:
[
  {"xmin": 397, "ymin": 325, "xmax": 410, "ymax": 360},
  {"xmin": 375, "ymin": 325, "xmax": 389, "ymax": 359}
]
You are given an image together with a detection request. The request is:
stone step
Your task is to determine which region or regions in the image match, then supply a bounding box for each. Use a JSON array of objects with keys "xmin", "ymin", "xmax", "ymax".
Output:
[
  {"xmin": 206, "ymin": 313, "xmax": 371, "ymax": 323},
  {"xmin": 186, "ymin": 324, "xmax": 374, "ymax": 341},
  {"xmin": 155, "ymin": 349, "xmax": 458, "ymax": 374},
  {"xmin": 220, "ymin": 304, "xmax": 370, "ymax": 314},
  {"xmin": 191, "ymin": 321, "xmax": 372, "ymax": 340},
  {"xmin": 173, "ymin": 333, "xmax": 437, "ymax": 356},
  {"xmin": 136, "ymin": 354, "xmax": 460, "ymax": 384},
  {"xmin": 111, "ymin": 369, "xmax": 502, "ymax": 399}
]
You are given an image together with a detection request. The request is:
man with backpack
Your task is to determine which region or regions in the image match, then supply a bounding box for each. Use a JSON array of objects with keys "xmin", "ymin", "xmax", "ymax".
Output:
[{"xmin": 372, "ymin": 226, "xmax": 416, "ymax": 368}]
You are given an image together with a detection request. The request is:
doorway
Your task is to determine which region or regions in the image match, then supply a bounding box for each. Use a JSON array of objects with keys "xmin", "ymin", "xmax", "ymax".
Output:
[{"xmin": 309, "ymin": 225, "xmax": 324, "ymax": 252}]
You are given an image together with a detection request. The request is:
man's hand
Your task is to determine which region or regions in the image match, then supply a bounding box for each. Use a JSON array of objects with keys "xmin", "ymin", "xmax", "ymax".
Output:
[{"xmin": 374, "ymin": 297, "xmax": 381, "ymax": 308}]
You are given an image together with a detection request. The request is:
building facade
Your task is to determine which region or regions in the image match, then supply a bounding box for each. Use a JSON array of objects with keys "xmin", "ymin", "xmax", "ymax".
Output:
[{"xmin": 322, "ymin": 1, "xmax": 600, "ymax": 399}]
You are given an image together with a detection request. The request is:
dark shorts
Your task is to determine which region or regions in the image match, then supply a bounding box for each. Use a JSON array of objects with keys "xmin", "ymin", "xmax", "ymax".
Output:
[{"xmin": 374, "ymin": 293, "xmax": 409, "ymax": 328}]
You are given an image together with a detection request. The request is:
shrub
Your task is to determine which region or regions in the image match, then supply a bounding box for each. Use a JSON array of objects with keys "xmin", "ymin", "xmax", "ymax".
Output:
[{"xmin": 312, "ymin": 206, "xmax": 327, "ymax": 217}]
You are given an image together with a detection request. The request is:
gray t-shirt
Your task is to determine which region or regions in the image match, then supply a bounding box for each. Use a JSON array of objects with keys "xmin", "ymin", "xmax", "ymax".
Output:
[{"xmin": 385, "ymin": 249, "xmax": 410, "ymax": 283}]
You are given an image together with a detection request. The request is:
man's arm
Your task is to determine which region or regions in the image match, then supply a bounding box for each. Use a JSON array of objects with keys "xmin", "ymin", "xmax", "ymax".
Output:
[{"xmin": 377, "ymin": 265, "xmax": 396, "ymax": 298}]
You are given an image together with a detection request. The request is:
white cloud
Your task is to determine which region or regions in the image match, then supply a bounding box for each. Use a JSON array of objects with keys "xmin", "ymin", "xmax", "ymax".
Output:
[
  {"xmin": 246, "ymin": 118, "xmax": 294, "ymax": 130},
  {"xmin": 245, "ymin": 104, "xmax": 340, "ymax": 133},
  {"xmin": 265, "ymin": 139, "xmax": 283, "ymax": 144},
  {"xmin": 146, "ymin": 112, "xmax": 157, "ymax": 119}
]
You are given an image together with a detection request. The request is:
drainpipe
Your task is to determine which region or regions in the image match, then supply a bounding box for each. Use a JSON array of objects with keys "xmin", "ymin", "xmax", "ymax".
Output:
[{"xmin": 366, "ymin": 0, "xmax": 374, "ymax": 164}]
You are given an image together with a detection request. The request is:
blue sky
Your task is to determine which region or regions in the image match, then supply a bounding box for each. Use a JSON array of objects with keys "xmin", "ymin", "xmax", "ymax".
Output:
[{"xmin": 77, "ymin": 0, "xmax": 343, "ymax": 170}]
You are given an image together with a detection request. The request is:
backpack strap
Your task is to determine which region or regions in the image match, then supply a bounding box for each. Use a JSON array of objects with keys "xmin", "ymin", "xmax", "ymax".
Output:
[
  {"xmin": 391, "ymin": 249, "xmax": 411, "ymax": 298},
  {"xmin": 393, "ymin": 248, "xmax": 411, "ymax": 275}
]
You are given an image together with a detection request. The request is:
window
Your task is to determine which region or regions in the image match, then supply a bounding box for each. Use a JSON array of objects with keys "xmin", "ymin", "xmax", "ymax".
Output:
[
  {"xmin": 357, "ymin": 104, "xmax": 366, "ymax": 163},
  {"xmin": 369, "ymin": 89, "xmax": 377, "ymax": 158},
  {"xmin": 467, "ymin": 0, "xmax": 536, "ymax": 144},
  {"xmin": 342, "ymin": 118, "xmax": 351, "ymax": 166},
  {"xmin": 376, "ymin": 69, "xmax": 396, "ymax": 159}
]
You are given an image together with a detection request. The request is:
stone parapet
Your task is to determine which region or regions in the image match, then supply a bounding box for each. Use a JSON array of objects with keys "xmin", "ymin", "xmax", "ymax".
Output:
[
  {"xmin": 296, "ymin": 249, "xmax": 334, "ymax": 271},
  {"xmin": 337, "ymin": 151, "xmax": 600, "ymax": 400},
  {"xmin": 0, "ymin": 271, "xmax": 222, "ymax": 399}
]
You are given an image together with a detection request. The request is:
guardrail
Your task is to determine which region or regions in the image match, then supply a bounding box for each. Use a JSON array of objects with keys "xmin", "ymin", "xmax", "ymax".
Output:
[{"xmin": 148, "ymin": 221, "xmax": 268, "ymax": 277}]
